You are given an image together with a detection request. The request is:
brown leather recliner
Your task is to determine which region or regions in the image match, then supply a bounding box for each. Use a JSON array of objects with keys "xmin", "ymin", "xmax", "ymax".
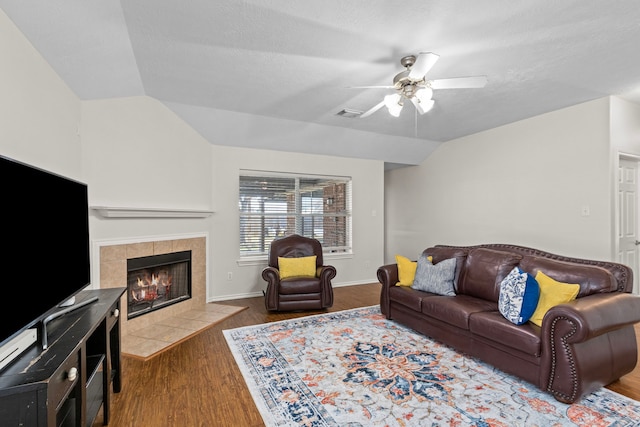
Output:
[{"xmin": 262, "ymin": 234, "xmax": 336, "ymax": 312}]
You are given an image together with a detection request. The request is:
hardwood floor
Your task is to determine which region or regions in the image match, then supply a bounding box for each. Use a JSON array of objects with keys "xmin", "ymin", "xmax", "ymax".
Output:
[{"xmin": 100, "ymin": 283, "xmax": 640, "ymax": 427}]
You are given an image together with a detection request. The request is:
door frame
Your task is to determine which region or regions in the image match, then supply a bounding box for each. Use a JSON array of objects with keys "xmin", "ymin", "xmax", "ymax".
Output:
[{"xmin": 616, "ymin": 152, "xmax": 640, "ymax": 295}]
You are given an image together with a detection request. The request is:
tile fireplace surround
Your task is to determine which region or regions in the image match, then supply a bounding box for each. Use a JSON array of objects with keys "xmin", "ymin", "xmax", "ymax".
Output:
[{"xmin": 97, "ymin": 235, "xmax": 207, "ymax": 339}]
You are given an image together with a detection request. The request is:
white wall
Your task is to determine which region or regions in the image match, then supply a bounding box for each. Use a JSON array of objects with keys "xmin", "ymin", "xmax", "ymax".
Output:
[
  {"xmin": 81, "ymin": 96, "xmax": 215, "ymax": 294},
  {"xmin": 11, "ymin": 3, "xmax": 637, "ymax": 302},
  {"xmin": 385, "ymin": 98, "xmax": 615, "ymax": 263},
  {"xmin": 82, "ymin": 96, "xmax": 214, "ymax": 248},
  {"xmin": 209, "ymin": 145, "xmax": 384, "ymax": 300},
  {"xmin": 1, "ymin": 9, "xmax": 385, "ymax": 302},
  {"xmin": 81, "ymin": 96, "xmax": 385, "ymax": 300},
  {"xmin": 611, "ymin": 97, "xmax": 640, "ymax": 154},
  {"xmin": 81, "ymin": 100, "xmax": 384, "ymax": 301},
  {"xmin": 0, "ymin": 9, "xmax": 81, "ymax": 179}
]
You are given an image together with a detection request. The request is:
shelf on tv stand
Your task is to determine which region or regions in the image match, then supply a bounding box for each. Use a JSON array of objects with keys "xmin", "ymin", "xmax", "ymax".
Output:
[{"xmin": 0, "ymin": 288, "xmax": 126, "ymax": 427}]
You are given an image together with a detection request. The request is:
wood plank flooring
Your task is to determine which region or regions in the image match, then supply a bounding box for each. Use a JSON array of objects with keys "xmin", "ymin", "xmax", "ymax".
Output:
[{"xmin": 100, "ymin": 283, "xmax": 640, "ymax": 427}]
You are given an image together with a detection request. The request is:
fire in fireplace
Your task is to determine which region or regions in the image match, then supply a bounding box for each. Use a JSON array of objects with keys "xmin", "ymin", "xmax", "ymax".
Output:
[{"xmin": 126, "ymin": 250, "xmax": 192, "ymax": 319}]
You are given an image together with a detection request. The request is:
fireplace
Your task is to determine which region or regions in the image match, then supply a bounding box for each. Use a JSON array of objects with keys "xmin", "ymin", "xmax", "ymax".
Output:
[{"xmin": 126, "ymin": 250, "xmax": 192, "ymax": 319}]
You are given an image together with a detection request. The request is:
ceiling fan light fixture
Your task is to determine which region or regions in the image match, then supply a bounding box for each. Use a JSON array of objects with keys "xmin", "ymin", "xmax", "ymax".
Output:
[
  {"xmin": 384, "ymin": 93, "xmax": 403, "ymax": 117},
  {"xmin": 388, "ymin": 103, "xmax": 402, "ymax": 117},
  {"xmin": 415, "ymin": 87, "xmax": 433, "ymax": 103},
  {"xmin": 353, "ymin": 51, "xmax": 486, "ymax": 119},
  {"xmin": 416, "ymin": 98, "xmax": 435, "ymax": 114}
]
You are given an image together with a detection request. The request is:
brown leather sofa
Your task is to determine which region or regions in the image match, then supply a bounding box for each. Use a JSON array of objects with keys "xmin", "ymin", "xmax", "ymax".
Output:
[{"xmin": 377, "ymin": 243, "xmax": 640, "ymax": 403}]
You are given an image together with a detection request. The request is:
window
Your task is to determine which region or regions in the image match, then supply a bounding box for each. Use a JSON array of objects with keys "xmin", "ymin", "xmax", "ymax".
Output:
[{"xmin": 239, "ymin": 171, "xmax": 352, "ymax": 257}]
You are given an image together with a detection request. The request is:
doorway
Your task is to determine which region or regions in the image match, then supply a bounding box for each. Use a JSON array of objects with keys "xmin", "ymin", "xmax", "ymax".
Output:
[{"xmin": 617, "ymin": 156, "xmax": 640, "ymax": 295}]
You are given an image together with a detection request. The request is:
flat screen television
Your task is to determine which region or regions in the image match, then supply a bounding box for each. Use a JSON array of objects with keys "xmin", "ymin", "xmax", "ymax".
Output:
[{"xmin": 0, "ymin": 155, "xmax": 91, "ymax": 360}]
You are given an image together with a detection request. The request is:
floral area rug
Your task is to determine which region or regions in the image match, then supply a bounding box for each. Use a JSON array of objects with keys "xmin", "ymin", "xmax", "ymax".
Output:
[{"xmin": 223, "ymin": 306, "xmax": 640, "ymax": 426}]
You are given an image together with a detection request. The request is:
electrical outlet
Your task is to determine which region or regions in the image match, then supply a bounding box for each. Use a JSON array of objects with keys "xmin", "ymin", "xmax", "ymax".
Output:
[{"xmin": 227, "ymin": 272, "xmax": 233, "ymax": 280}]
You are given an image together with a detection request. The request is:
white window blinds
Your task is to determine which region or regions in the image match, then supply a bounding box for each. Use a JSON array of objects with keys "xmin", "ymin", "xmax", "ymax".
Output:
[{"xmin": 239, "ymin": 171, "xmax": 352, "ymax": 257}]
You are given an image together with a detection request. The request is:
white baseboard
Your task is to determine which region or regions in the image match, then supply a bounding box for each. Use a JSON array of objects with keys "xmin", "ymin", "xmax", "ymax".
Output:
[{"xmin": 207, "ymin": 280, "xmax": 378, "ymax": 303}]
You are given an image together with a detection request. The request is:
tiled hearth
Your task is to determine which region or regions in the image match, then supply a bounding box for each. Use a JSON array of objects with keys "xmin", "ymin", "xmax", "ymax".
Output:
[{"xmin": 97, "ymin": 235, "xmax": 222, "ymax": 357}]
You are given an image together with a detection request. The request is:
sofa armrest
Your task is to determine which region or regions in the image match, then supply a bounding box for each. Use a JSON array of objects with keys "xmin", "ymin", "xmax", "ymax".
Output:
[
  {"xmin": 545, "ymin": 293, "xmax": 640, "ymax": 341},
  {"xmin": 377, "ymin": 264, "xmax": 399, "ymax": 286},
  {"xmin": 540, "ymin": 292, "xmax": 640, "ymax": 403},
  {"xmin": 377, "ymin": 264, "xmax": 399, "ymax": 317}
]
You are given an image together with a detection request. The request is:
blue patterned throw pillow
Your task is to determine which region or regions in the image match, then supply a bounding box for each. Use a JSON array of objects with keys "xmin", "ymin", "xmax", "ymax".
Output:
[{"xmin": 498, "ymin": 267, "xmax": 540, "ymax": 325}]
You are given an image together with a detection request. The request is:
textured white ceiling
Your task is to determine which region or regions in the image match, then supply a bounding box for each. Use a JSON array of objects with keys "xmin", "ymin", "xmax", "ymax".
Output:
[{"xmin": 2, "ymin": 1, "xmax": 640, "ymax": 166}]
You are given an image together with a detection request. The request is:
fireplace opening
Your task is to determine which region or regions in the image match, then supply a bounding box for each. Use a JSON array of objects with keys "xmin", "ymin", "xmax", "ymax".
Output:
[{"xmin": 126, "ymin": 250, "xmax": 192, "ymax": 319}]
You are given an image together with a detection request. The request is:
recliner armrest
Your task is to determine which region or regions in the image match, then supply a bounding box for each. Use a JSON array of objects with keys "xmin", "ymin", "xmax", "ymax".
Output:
[
  {"xmin": 262, "ymin": 266, "xmax": 280, "ymax": 283},
  {"xmin": 318, "ymin": 265, "xmax": 337, "ymax": 282},
  {"xmin": 262, "ymin": 266, "xmax": 281, "ymax": 311}
]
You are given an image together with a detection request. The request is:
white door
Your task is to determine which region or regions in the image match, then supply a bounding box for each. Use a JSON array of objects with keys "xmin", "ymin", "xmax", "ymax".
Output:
[{"xmin": 618, "ymin": 158, "xmax": 639, "ymax": 295}]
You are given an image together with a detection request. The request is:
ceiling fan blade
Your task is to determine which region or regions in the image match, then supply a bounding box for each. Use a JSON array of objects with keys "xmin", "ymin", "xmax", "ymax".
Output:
[
  {"xmin": 408, "ymin": 52, "xmax": 440, "ymax": 80},
  {"xmin": 430, "ymin": 75, "xmax": 488, "ymax": 89},
  {"xmin": 359, "ymin": 100, "xmax": 385, "ymax": 118}
]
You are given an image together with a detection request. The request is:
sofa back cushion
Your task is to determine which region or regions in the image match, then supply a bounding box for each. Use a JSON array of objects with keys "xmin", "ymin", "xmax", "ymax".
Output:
[
  {"xmin": 519, "ymin": 256, "xmax": 617, "ymax": 297},
  {"xmin": 423, "ymin": 247, "xmax": 469, "ymax": 292},
  {"xmin": 458, "ymin": 248, "xmax": 522, "ymax": 301}
]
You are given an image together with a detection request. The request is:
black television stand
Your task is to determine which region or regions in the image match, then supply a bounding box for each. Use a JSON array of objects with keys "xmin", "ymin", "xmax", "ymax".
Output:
[
  {"xmin": 42, "ymin": 296, "xmax": 99, "ymax": 349},
  {"xmin": 0, "ymin": 288, "xmax": 125, "ymax": 427}
]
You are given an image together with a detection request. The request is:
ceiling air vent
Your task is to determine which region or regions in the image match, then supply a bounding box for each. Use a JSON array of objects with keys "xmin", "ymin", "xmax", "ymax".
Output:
[{"xmin": 336, "ymin": 109, "xmax": 363, "ymax": 118}]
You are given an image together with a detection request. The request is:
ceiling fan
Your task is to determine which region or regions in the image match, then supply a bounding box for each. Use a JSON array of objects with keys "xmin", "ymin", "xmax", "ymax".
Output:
[{"xmin": 354, "ymin": 52, "xmax": 488, "ymax": 118}]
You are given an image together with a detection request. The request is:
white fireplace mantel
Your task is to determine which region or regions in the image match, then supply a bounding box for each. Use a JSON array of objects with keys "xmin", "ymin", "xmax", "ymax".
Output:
[{"xmin": 91, "ymin": 206, "xmax": 214, "ymax": 218}]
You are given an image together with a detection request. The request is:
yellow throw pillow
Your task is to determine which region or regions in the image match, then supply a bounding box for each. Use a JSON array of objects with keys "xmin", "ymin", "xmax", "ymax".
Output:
[
  {"xmin": 529, "ymin": 271, "xmax": 580, "ymax": 327},
  {"xmin": 278, "ymin": 256, "xmax": 317, "ymax": 279},
  {"xmin": 395, "ymin": 254, "xmax": 418, "ymax": 286}
]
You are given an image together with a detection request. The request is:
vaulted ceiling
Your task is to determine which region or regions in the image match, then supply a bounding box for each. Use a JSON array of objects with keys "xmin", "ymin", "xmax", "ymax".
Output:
[{"xmin": 3, "ymin": 1, "xmax": 640, "ymax": 167}]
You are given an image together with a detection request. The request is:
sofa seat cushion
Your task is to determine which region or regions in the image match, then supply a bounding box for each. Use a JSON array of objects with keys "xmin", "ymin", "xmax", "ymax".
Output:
[
  {"xmin": 389, "ymin": 286, "xmax": 424, "ymax": 312},
  {"xmin": 279, "ymin": 277, "xmax": 321, "ymax": 294},
  {"xmin": 470, "ymin": 311, "xmax": 541, "ymax": 356},
  {"xmin": 421, "ymin": 294, "xmax": 497, "ymax": 330}
]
